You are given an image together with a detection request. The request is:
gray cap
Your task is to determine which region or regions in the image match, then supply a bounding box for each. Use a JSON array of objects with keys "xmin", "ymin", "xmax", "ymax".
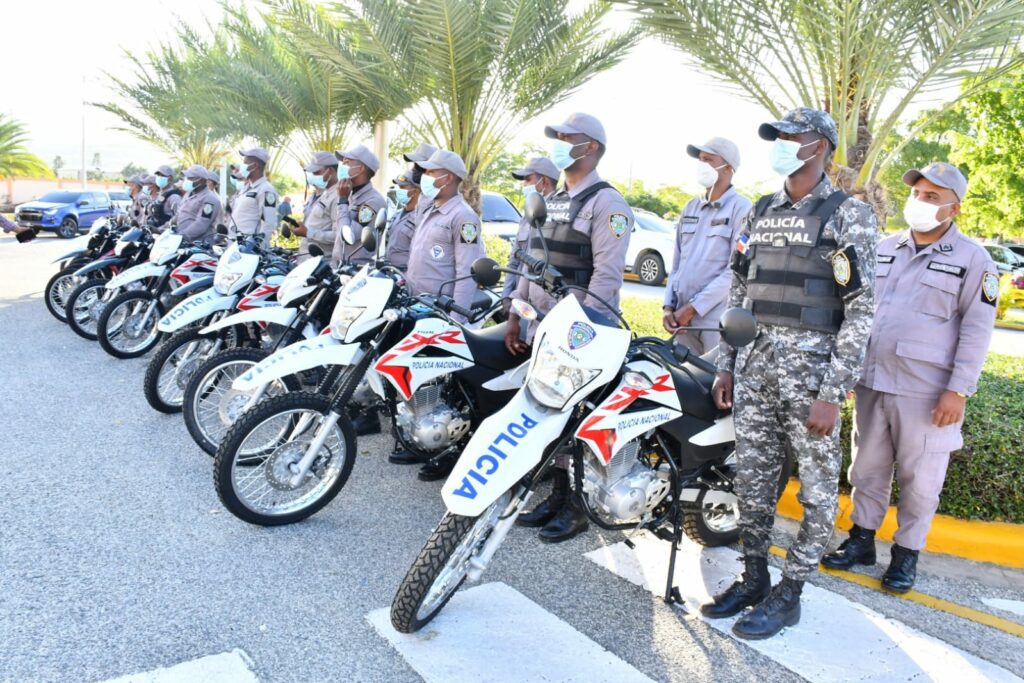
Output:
[
  {"xmin": 239, "ymin": 147, "xmax": 270, "ymax": 164},
  {"xmin": 393, "ymin": 166, "xmax": 417, "ymax": 186},
  {"xmin": 420, "ymin": 149, "xmax": 468, "ymax": 180},
  {"xmin": 686, "ymin": 137, "xmax": 741, "ymax": 171},
  {"xmin": 759, "ymin": 107, "xmax": 839, "ymax": 149},
  {"xmin": 304, "ymin": 151, "xmax": 339, "ymax": 173},
  {"xmin": 903, "ymin": 162, "xmax": 968, "ymax": 201},
  {"xmin": 511, "ymin": 157, "xmax": 560, "ymax": 182},
  {"xmin": 154, "ymin": 165, "xmax": 174, "ymax": 178},
  {"xmin": 403, "ymin": 143, "xmax": 439, "ymax": 164},
  {"xmin": 141, "ymin": 175, "xmax": 158, "ymax": 186},
  {"xmin": 544, "ymin": 112, "xmax": 607, "ymax": 145},
  {"xmin": 335, "ymin": 144, "xmax": 380, "ymax": 173},
  {"xmin": 125, "ymin": 174, "xmax": 143, "ymax": 185},
  {"xmin": 183, "ymin": 164, "xmax": 207, "ymax": 180},
  {"xmin": 203, "ymin": 168, "xmax": 220, "ymax": 183}
]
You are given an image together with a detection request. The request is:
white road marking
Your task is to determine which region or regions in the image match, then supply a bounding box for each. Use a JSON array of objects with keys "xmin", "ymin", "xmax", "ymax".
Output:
[
  {"xmin": 368, "ymin": 581, "xmax": 654, "ymax": 683},
  {"xmin": 982, "ymin": 598, "xmax": 1024, "ymax": 617},
  {"xmin": 585, "ymin": 532, "xmax": 1022, "ymax": 683},
  {"xmin": 98, "ymin": 649, "xmax": 258, "ymax": 683}
]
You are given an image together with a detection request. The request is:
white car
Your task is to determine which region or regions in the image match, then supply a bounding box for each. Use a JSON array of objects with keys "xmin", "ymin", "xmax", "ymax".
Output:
[
  {"xmin": 479, "ymin": 191, "xmax": 522, "ymax": 238},
  {"xmin": 625, "ymin": 209, "xmax": 676, "ymax": 286}
]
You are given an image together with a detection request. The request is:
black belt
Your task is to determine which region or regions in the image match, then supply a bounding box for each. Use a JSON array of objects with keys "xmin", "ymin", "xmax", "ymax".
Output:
[{"xmin": 750, "ymin": 268, "xmax": 838, "ymax": 295}]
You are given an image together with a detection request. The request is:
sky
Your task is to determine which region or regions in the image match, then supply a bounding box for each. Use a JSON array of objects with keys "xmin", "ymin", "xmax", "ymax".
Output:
[{"xmin": 0, "ymin": 1, "xmax": 951, "ymax": 197}]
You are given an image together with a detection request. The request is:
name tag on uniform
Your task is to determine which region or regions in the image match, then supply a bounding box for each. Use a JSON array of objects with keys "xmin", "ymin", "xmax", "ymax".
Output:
[
  {"xmin": 680, "ymin": 216, "xmax": 699, "ymax": 224},
  {"xmin": 927, "ymin": 261, "xmax": 965, "ymax": 278},
  {"xmin": 245, "ymin": 192, "xmax": 257, "ymax": 198},
  {"xmin": 877, "ymin": 255, "xmax": 895, "ymax": 264},
  {"xmin": 711, "ymin": 218, "xmax": 730, "ymax": 226}
]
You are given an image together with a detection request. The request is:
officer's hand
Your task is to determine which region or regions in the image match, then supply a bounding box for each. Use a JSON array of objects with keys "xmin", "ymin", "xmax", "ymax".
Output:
[
  {"xmin": 291, "ymin": 223, "xmax": 307, "ymax": 237},
  {"xmin": 674, "ymin": 304, "xmax": 697, "ymax": 328},
  {"xmin": 932, "ymin": 390, "xmax": 966, "ymax": 428},
  {"xmin": 338, "ymin": 180, "xmax": 352, "ymax": 199},
  {"xmin": 712, "ymin": 371, "xmax": 733, "ymax": 409},
  {"xmin": 806, "ymin": 400, "xmax": 840, "ymax": 437},
  {"xmin": 505, "ymin": 313, "xmax": 529, "ymax": 355},
  {"xmin": 662, "ymin": 309, "xmax": 678, "ymax": 334}
]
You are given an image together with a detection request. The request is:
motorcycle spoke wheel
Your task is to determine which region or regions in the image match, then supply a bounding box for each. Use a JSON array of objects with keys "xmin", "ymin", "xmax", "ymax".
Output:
[
  {"xmin": 65, "ymin": 280, "xmax": 107, "ymax": 340},
  {"xmin": 102, "ymin": 294, "xmax": 160, "ymax": 356},
  {"xmin": 45, "ymin": 269, "xmax": 79, "ymax": 322},
  {"xmin": 145, "ymin": 329, "xmax": 217, "ymax": 412}
]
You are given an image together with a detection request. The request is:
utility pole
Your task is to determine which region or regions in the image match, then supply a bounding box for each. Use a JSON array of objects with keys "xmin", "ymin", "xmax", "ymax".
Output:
[
  {"xmin": 372, "ymin": 121, "xmax": 389, "ymax": 194},
  {"xmin": 81, "ymin": 76, "xmax": 87, "ymax": 190}
]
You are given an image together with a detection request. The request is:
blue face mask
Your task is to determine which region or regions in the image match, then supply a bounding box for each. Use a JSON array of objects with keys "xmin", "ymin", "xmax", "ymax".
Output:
[
  {"xmin": 768, "ymin": 139, "xmax": 819, "ymax": 177},
  {"xmin": 551, "ymin": 140, "xmax": 588, "ymax": 170},
  {"xmin": 183, "ymin": 179, "xmax": 195, "ymax": 192},
  {"xmin": 420, "ymin": 173, "xmax": 447, "ymax": 200},
  {"xmin": 522, "ymin": 183, "xmax": 539, "ymax": 200},
  {"xmin": 337, "ymin": 163, "xmax": 351, "ymax": 181},
  {"xmin": 306, "ymin": 172, "xmax": 327, "ymax": 189},
  {"xmin": 155, "ymin": 175, "xmax": 169, "ymax": 189},
  {"xmin": 395, "ymin": 188, "xmax": 411, "ymax": 208}
]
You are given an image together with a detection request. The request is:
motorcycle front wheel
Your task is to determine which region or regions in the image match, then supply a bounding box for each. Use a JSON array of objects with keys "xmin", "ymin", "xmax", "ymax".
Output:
[
  {"xmin": 97, "ymin": 289, "xmax": 164, "ymax": 359},
  {"xmin": 390, "ymin": 490, "xmax": 513, "ymax": 634},
  {"xmin": 143, "ymin": 327, "xmax": 221, "ymax": 413},
  {"xmin": 214, "ymin": 392, "xmax": 356, "ymax": 526},
  {"xmin": 64, "ymin": 279, "xmax": 110, "ymax": 340},
  {"xmin": 45, "ymin": 267, "xmax": 81, "ymax": 322}
]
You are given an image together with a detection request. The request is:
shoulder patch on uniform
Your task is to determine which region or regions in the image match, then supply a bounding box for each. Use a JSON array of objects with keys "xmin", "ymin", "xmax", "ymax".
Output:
[
  {"xmin": 877, "ymin": 254, "xmax": 895, "ymax": 264},
  {"xmin": 357, "ymin": 205, "xmax": 374, "ymax": 225},
  {"xmin": 927, "ymin": 261, "xmax": 966, "ymax": 278},
  {"xmin": 833, "ymin": 245, "xmax": 862, "ymax": 293},
  {"xmin": 460, "ymin": 222, "xmax": 479, "ymax": 244},
  {"xmin": 264, "ymin": 192, "xmax": 277, "ymax": 207},
  {"xmin": 609, "ymin": 213, "xmax": 629, "ymax": 239},
  {"xmin": 981, "ymin": 271, "xmax": 999, "ymax": 306},
  {"xmin": 202, "ymin": 203, "xmax": 214, "ymax": 217}
]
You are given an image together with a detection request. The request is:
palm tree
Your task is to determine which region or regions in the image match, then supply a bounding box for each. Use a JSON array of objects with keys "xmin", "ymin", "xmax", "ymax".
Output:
[
  {"xmin": 0, "ymin": 115, "xmax": 53, "ymax": 178},
  {"xmin": 275, "ymin": 0, "xmax": 641, "ymax": 209},
  {"xmin": 620, "ymin": 0, "xmax": 1024, "ymax": 211}
]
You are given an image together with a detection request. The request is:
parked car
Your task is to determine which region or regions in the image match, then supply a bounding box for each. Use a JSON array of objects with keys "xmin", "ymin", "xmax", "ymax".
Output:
[
  {"xmin": 108, "ymin": 191, "xmax": 132, "ymax": 216},
  {"xmin": 14, "ymin": 190, "xmax": 114, "ymax": 238},
  {"xmin": 984, "ymin": 244, "xmax": 1024, "ymax": 274},
  {"xmin": 1001, "ymin": 243, "xmax": 1024, "ymax": 259},
  {"xmin": 479, "ymin": 191, "xmax": 522, "ymax": 239},
  {"xmin": 625, "ymin": 209, "xmax": 676, "ymax": 285}
]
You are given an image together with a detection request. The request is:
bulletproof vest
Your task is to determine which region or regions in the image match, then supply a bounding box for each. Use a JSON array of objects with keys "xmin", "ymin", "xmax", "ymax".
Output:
[
  {"xmin": 148, "ymin": 188, "xmax": 183, "ymax": 226},
  {"xmin": 528, "ymin": 182, "xmax": 612, "ymax": 286},
  {"xmin": 740, "ymin": 191, "xmax": 849, "ymax": 334}
]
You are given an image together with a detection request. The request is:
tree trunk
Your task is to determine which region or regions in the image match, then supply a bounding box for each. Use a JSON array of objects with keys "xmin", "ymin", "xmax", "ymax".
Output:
[
  {"xmin": 461, "ymin": 173, "xmax": 482, "ymax": 216},
  {"xmin": 832, "ymin": 102, "xmax": 890, "ymax": 222}
]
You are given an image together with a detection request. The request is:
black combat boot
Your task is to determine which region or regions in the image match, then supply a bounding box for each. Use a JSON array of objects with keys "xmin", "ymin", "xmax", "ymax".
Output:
[
  {"xmin": 516, "ymin": 469, "xmax": 569, "ymax": 528},
  {"xmin": 701, "ymin": 556, "xmax": 771, "ymax": 618},
  {"xmin": 388, "ymin": 447, "xmax": 432, "ymax": 465},
  {"xmin": 538, "ymin": 496, "xmax": 589, "ymax": 543},
  {"xmin": 732, "ymin": 576, "xmax": 803, "ymax": 640},
  {"xmin": 417, "ymin": 451, "xmax": 458, "ymax": 481},
  {"xmin": 882, "ymin": 544, "xmax": 919, "ymax": 593},
  {"xmin": 350, "ymin": 409, "xmax": 381, "ymax": 436},
  {"xmin": 821, "ymin": 525, "xmax": 877, "ymax": 569}
]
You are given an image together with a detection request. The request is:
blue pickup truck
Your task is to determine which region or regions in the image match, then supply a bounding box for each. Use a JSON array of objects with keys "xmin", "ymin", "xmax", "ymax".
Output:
[{"xmin": 14, "ymin": 190, "xmax": 127, "ymax": 239}]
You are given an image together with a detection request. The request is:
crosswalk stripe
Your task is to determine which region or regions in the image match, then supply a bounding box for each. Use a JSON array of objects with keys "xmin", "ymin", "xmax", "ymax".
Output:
[
  {"xmin": 585, "ymin": 532, "xmax": 1021, "ymax": 683},
  {"xmin": 982, "ymin": 598, "xmax": 1024, "ymax": 618},
  {"xmin": 97, "ymin": 649, "xmax": 258, "ymax": 683},
  {"xmin": 367, "ymin": 581, "xmax": 654, "ymax": 682}
]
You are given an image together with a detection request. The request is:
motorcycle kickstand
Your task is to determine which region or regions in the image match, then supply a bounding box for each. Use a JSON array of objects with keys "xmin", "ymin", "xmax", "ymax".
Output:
[{"xmin": 662, "ymin": 503, "xmax": 688, "ymax": 611}]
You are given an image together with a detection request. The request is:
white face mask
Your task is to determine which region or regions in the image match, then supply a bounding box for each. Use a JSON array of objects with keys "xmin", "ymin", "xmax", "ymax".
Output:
[
  {"xmin": 903, "ymin": 195, "xmax": 954, "ymax": 233},
  {"xmin": 695, "ymin": 161, "xmax": 727, "ymax": 188}
]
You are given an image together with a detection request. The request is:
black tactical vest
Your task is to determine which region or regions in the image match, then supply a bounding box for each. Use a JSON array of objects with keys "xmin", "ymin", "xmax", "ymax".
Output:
[
  {"xmin": 147, "ymin": 188, "xmax": 183, "ymax": 227},
  {"xmin": 529, "ymin": 182, "xmax": 612, "ymax": 286},
  {"xmin": 738, "ymin": 190, "xmax": 849, "ymax": 334}
]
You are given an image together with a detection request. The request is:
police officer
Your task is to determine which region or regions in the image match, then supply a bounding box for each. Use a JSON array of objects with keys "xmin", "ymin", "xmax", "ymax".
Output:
[
  {"xmin": 125, "ymin": 174, "xmax": 147, "ymax": 226},
  {"xmin": 331, "ymin": 144, "xmax": 387, "ymax": 267},
  {"xmin": 403, "ymin": 143, "xmax": 439, "ymax": 223},
  {"xmin": 402, "ymin": 149, "xmax": 487, "ymax": 480},
  {"xmin": 704, "ymin": 108, "xmax": 877, "ymax": 640},
  {"xmin": 288, "ymin": 152, "xmax": 340, "ymax": 259},
  {"xmin": 385, "ymin": 168, "xmax": 421, "ymax": 271},
  {"xmin": 173, "ymin": 165, "xmax": 222, "ymax": 245},
  {"xmin": 203, "ymin": 167, "xmax": 221, "ymax": 195},
  {"xmin": 150, "ymin": 164, "xmax": 183, "ymax": 233},
  {"xmin": 502, "ymin": 157, "xmax": 560, "ymax": 310},
  {"xmin": 140, "ymin": 175, "xmax": 158, "ymax": 223},
  {"xmin": 821, "ymin": 163, "xmax": 996, "ymax": 592},
  {"xmin": 663, "ymin": 137, "xmax": 752, "ymax": 354},
  {"xmin": 509, "ymin": 113, "xmax": 634, "ymax": 544},
  {"xmin": 230, "ymin": 148, "xmax": 279, "ymax": 241}
]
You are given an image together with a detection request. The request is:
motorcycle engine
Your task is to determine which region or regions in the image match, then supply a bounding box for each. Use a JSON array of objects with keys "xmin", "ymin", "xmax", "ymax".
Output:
[
  {"xmin": 582, "ymin": 440, "xmax": 671, "ymax": 522},
  {"xmin": 394, "ymin": 378, "xmax": 470, "ymax": 453}
]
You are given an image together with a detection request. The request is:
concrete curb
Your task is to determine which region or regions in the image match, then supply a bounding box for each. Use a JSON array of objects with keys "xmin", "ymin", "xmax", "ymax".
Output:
[
  {"xmin": 995, "ymin": 320, "xmax": 1024, "ymax": 331},
  {"xmin": 776, "ymin": 480, "xmax": 1024, "ymax": 569}
]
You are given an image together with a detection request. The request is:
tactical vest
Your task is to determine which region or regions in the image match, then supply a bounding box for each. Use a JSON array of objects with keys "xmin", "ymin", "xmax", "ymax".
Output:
[
  {"xmin": 147, "ymin": 188, "xmax": 183, "ymax": 226},
  {"xmin": 529, "ymin": 182, "xmax": 612, "ymax": 286},
  {"xmin": 738, "ymin": 191, "xmax": 849, "ymax": 334}
]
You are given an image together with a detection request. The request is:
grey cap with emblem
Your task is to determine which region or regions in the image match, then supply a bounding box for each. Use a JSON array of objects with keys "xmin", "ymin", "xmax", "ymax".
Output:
[
  {"xmin": 183, "ymin": 164, "xmax": 207, "ymax": 180},
  {"xmin": 202, "ymin": 168, "xmax": 220, "ymax": 183},
  {"xmin": 544, "ymin": 112, "xmax": 607, "ymax": 145},
  {"xmin": 759, "ymin": 107, "xmax": 839, "ymax": 149},
  {"xmin": 154, "ymin": 164, "xmax": 174, "ymax": 178},
  {"xmin": 304, "ymin": 151, "xmax": 340, "ymax": 173},
  {"xmin": 686, "ymin": 137, "xmax": 741, "ymax": 171},
  {"xmin": 238, "ymin": 147, "xmax": 270, "ymax": 164},
  {"xmin": 393, "ymin": 166, "xmax": 417, "ymax": 186},
  {"xmin": 335, "ymin": 144, "xmax": 380, "ymax": 173},
  {"xmin": 903, "ymin": 162, "xmax": 968, "ymax": 201},
  {"xmin": 419, "ymin": 149, "xmax": 468, "ymax": 180},
  {"xmin": 403, "ymin": 143, "xmax": 439, "ymax": 164},
  {"xmin": 511, "ymin": 157, "xmax": 560, "ymax": 182}
]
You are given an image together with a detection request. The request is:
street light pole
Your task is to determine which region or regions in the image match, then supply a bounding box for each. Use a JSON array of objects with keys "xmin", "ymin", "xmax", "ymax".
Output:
[{"xmin": 81, "ymin": 76, "xmax": 87, "ymax": 190}]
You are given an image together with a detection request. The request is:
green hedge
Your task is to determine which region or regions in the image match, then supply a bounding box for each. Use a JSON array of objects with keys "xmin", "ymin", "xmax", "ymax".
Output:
[{"xmin": 619, "ymin": 295, "xmax": 1024, "ymax": 524}]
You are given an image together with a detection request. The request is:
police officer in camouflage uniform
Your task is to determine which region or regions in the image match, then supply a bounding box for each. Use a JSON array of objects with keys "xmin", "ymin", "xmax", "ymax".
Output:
[
  {"xmin": 502, "ymin": 157, "xmax": 560, "ymax": 312},
  {"xmin": 704, "ymin": 108, "xmax": 878, "ymax": 639},
  {"xmin": 510, "ymin": 113, "xmax": 635, "ymax": 544},
  {"xmin": 149, "ymin": 164, "xmax": 183, "ymax": 233},
  {"xmin": 289, "ymin": 151, "xmax": 340, "ymax": 260},
  {"xmin": 331, "ymin": 144, "xmax": 387, "ymax": 267},
  {"xmin": 385, "ymin": 168, "xmax": 421, "ymax": 272},
  {"xmin": 230, "ymin": 148, "xmax": 279, "ymax": 241},
  {"xmin": 822, "ymin": 162, "xmax": 997, "ymax": 593},
  {"xmin": 174, "ymin": 165, "xmax": 222, "ymax": 245},
  {"xmin": 125, "ymin": 175, "xmax": 148, "ymax": 227}
]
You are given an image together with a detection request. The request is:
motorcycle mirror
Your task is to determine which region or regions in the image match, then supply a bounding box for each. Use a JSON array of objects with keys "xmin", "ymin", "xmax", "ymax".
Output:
[
  {"xmin": 373, "ymin": 207, "xmax": 388, "ymax": 231},
  {"xmin": 281, "ymin": 225, "xmax": 293, "ymax": 239},
  {"xmin": 470, "ymin": 257, "xmax": 501, "ymax": 288},
  {"xmin": 308, "ymin": 244, "xmax": 324, "ymax": 258},
  {"xmin": 342, "ymin": 224, "xmax": 357, "ymax": 246},
  {"xmin": 511, "ymin": 298, "xmax": 538, "ymax": 320},
  {"xmin": 719, "ymin": 307, "xmax": 758, "ymax": 348},
  {"xmin": 361, "ymin": 225, "xmax": 377, "ymax": 253},
  {"xmin": 523, "ymin": 192, "xmax": 547, "ymax": 229},
  {"xmin": 216, "ymin": 224, "xmax": 229, "ymax": 236}
]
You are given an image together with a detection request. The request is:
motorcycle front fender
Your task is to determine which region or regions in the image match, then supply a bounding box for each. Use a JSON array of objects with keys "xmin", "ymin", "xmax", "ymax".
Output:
[
  {"xmin": 73, "ymin": 256, "xmax": 126, "ymax": 278},
  {"xmin": 442, "ymin": 388, "xmax": 571, "ymax": 517},
  {"xmin": 105, "ymin": 261, "xmax": 166, "ymax": 290},
  {"xmin": 169, "ymin": 274, "xmax": 214, "ymax": 298},
  {"xmin": 231, "ymin": 336, "xmax": 360, "ymax": 391},
  {"xmin": 157, "ymin": 290, "xmax": 237, "ymax": 333},
  {"xmin": 199, "ymin": 306, "xmax": 298, "ymax": 335}
]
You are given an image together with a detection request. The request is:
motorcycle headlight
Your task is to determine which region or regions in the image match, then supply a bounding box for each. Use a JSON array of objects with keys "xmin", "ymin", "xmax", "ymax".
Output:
[
  {"xmin": 329, "ymin": 305, "xmax": 365, "ymax": 340},
  {"xmin": 214, "ymin": 270, "xmax": 243, "ymax": 295},
  {"xmin": 526, "ymin": 339, "xmax": 601, "ymax": 409}
]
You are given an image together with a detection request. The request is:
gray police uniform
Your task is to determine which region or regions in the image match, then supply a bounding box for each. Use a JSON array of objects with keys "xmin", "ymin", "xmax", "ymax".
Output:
[
  {"xmin": 331, "ymin": 183, "xmax": 387, "ymax": 266},
  {"xmin": 150, "ymin": 188, "xmax": 183, "ymax": 233},
  {"xmin": 850, "ymin": 225, "xmax": 996, "ymax": 550},
  {"xmin": 385, "ymin": 205, "xmax": 419, "ymax": 271},
  {"xmin": 302, "ymin": 184, "xmax": 341, "ymax": 259},
  {"xmin": 514, "ymin": 170, "xmax": 633, "ymax": 338},
  {"xmin": 405, "ymin": 194, "xmax": 486, "ymax": 322},
  {"xmin": 175, "ymin": 187, "xmax": 222, "ymax": 244},
  {"xmin": 501, "ymin": 192, "xmax": 556, "ymax": 301},
  {"xmin": 230, "ymin": 176, "xmax": 278, "ymax": 240},
  {"xmin": 720, "ymin": 174, "xmax": 877, "ymax": 581},
  {"xmin": 664, "ymin": 186, "xmax": 751, "ymax": 354}
]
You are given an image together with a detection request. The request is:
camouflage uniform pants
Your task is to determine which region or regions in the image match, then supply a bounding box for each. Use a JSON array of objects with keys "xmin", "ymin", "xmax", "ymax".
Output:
[{"xmin": 733, "ymin": 342, "xmax": 842, "ymax": 581}]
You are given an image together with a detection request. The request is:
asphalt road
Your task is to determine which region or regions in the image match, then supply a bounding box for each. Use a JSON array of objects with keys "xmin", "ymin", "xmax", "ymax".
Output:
[{"xmin": 1, "ymin": 234, "xmax": 1022, "ymax": 683}]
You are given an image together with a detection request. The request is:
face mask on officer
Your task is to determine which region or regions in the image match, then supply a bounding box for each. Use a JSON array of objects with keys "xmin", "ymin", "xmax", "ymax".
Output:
[
  {"xmin": 769, "ymin": 138, "xmax": 820, "ymax": 177},
  {"xmin": 155, "ymin": 175, "xmax": 169, "ymax": 189},
  {"xmin": 551, "ymin": 139, "xmax": 590, "ymax": 171},
  {"xmin": 338, "ymin": 161, "xmax": 360, "ymax": 181},
  {"xmin": 420, "ymin": 173, "xmax": 448, "ymax": 200},
  {"xmin": 695, "ymin": 161, "xmax": 727, "ymax": 188},
  {"xmin": 394, "ymin": 187, "xmax": 411, "ymax": 208},
  {"xmin": 306, "ymin": 171, "xmax": 327, "ymax": 190},
  {"xmin": 903, "ymin": 195, "xmax": 955, "ymax": 233},
  {"xmin": 522, "ymin": 182, "xmax": 539, "ymax": 200},
  {"xmin": 183, "ymin": 179, "xmax": 196, "ymax": 192}
]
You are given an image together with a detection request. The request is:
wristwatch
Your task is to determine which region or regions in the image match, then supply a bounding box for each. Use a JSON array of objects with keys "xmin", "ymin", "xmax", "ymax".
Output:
[{"xmin": 955, "ymin": 391, "xmax": 968, "ymax": 398}]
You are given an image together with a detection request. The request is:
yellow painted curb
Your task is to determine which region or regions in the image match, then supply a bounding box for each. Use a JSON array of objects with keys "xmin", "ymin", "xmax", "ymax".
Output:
[
  {"xmin": 994, "ymin": 320, "xmax": 1024, "ymax": 331},
  {"xmin": 776, "ymin": 480, "xmax": 1024, "ymax": 569}
]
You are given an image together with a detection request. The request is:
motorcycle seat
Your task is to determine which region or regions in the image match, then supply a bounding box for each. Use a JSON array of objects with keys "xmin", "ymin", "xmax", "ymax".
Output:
[
  {"xmin": 668, "ymin": 360, "xmax": 719, "ymax": 422},
  {"xmin": 464, "ymin": 322, "xmax": 522, "ymax": 371}
]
